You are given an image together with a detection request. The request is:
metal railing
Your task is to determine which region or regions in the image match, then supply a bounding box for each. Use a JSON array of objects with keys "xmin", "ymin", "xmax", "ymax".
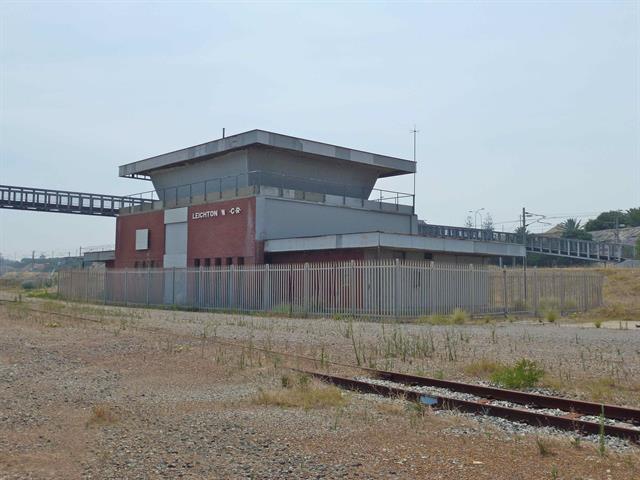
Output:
[
  {"xmin": 127, "ymin": 170, "xmax": 415, "ymax": 211},
  {"xmin": 419, "ymin": 223, "xmax": 521, "ymax": 244},
  {"xmin": 526, "ymin": 235, "xmax": 633, "ymax": 262},
  {"xmin": 418, "ymin": 223, "xmax": 633, "ymax": 261},
  {"xmin": 58, "ymin": 260, "xmax": 603, "ymax": 318},
  {"xmin": 0, "ymin": 185, "xmax": 154, "ymax": 217}
]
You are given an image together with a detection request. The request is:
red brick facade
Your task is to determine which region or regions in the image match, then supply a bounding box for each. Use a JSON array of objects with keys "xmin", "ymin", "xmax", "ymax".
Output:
[
  {"xmin": 114, "ymin": 210, "xmax": 165, "ymax": 268},
  {"xmin": 115, "ymin": 197, "xmax": 262, "ymax": 268},
  {"xmin": 187, "ymin": 197, "xmax": 260, "ymax": 266},
  {"xmin": 115, "ymin": 198, "xmax": 370, "ymax": 268},
  {"xmin": 264, "ymin": 248, "xmax": 365, "ymax": 264}
]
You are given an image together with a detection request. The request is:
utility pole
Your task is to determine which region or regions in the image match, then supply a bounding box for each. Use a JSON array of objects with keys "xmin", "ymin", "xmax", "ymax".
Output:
[{"xmin": 522, "ymin": 207, "xmax": 528, "ymax": 304}]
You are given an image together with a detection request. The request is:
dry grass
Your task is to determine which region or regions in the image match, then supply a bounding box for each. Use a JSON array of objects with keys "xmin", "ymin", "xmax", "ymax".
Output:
[
  {"xmin": 535, "ymin": 437, "xmax": 555, "ymax": 457},
  {"xmin": 85, "ymin": 404, "xmax": 117, "ymax": 427},
  {"xmin": 581, "ymin": 377, "xmax": 640, "ymax": 404},
  {"xmin": 592, "ymin": 268, "xmax": 640, "ymax": 320},
  {"xmin": 463, "ymin": 358, "xmax": 502, "ymax": 377},
  {"xmin": 375, "ymin": 401, "xmax": 406, "ymax": 416},
  {"xmin": 542, "ymin": 375, "xmax": 640, "ymax": 405},
  {"xmin": 254, "ymin": 377, "xmax": 346, "ymax": 410}
]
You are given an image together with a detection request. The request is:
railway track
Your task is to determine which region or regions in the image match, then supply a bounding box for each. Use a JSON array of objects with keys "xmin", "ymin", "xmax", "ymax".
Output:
[
  {"xmin": 3, "ymin": 298, "xmax": 640, "ymax": 444},
  {"xmin": 297, "ymin": 369, "xmax": 640, "ymax": 444}
]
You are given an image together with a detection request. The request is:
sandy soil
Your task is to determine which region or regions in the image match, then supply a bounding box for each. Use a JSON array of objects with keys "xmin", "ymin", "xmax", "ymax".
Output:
[{"xmin": 1, "ymin": 299, "xmax": 639, "ymax": 479}]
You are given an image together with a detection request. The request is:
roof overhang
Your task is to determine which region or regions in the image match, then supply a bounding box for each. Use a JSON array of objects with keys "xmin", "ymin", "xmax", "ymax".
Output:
[
  {"xmin": 119, "ymin": 129, "xmax": 416, "ymax": 179},
  {"xmin": 264, "ymin": 232, "xmax": 526, "ymax": 258}
]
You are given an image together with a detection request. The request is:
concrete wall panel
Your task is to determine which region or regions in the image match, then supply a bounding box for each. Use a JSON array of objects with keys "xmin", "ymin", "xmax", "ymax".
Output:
[{"xmin": 255, "ymin": 197, "xmax": 416, "ymax": 241}]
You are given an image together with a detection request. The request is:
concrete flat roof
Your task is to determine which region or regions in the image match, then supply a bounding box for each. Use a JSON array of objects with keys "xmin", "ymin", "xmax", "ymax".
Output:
[
  {"xmin": 264, "ymin": 232, "xmax": 526, "ymax": 258},
  {"xmin": 119, "ymin": 129, "xmax": 416, "ymax": 178},
  {"xmin": 83, "ymin": 250, "xmax": 115, "ymax": 262}
]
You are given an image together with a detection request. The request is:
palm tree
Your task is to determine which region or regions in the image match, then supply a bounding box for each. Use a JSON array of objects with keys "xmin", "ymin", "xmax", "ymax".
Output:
[{"xmin": 561, "ymin": 218, "xmax": 592, "ymax": 240}]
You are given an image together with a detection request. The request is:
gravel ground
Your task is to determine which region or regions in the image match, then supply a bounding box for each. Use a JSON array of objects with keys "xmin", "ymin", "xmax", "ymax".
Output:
[
  {"xmin": 1, "ymin": 299, "xmax": 639, "ymax": 479},
  {"xmin": 22, "ymin": 297, "xmax": 640, "ymax": 407}
]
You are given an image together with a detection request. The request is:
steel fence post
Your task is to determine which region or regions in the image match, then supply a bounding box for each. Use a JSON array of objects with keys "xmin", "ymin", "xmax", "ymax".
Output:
[
  {"xmin": 470, "ymin": 264, "xmax": 475, "ymax": 315},
  {"xmin": 172, "ymin": 267, "xmax": 176, "ymax": 305},
  {"xmin": 350, "ymin": 260, "xmax": 356, "ymax": 316},
  {"xmin": 263, "ymin": 264, "xmax": 270, "ymax": 311},
  {"xmin": 288, "ymin": 264, "xmax": 293, "ymax": 317},
  {"xmin": 502, "ymin": 267, "xmax": 508, "ymax": 316},
  {"xmin": 303, "ymin": 263, "xmax": 309, "ymax": 315},
  {"xmin": 533, "ymin": 267, "xmax": 538, "ymax": 316},
  {"xmin": 124, "ymin": 269, "xmax": 128, "ymax": 306},
  {"xmin": 394, "ymin": 258, "xmax": 400, "ymax": 318}
]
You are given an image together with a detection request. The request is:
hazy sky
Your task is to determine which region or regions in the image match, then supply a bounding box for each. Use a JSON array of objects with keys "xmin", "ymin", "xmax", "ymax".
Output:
[{"xmin": 1, "ymin": 1, "xmax": 638, "ymax": 259}]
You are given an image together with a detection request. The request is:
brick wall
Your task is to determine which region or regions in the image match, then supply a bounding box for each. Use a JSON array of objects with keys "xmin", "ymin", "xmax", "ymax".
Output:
[
  {"xmin": 264, "ymin": 248, "xmax": 365, "ymax": 264},
  {"xmin": 188, "ymin": 197, "xmax": 260, "ymax": 266},
  {"xmin": 114, "ymin": 210, "xmax": 165, "ymax": 268}
]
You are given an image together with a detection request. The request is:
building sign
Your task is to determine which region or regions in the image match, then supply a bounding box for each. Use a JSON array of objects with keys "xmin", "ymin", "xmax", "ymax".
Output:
[{"xmin": 191, "ymin": 206, "xmax": 242, "ymax": 220}]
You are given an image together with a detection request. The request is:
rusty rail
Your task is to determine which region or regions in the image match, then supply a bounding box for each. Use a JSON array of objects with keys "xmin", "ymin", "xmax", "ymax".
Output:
[
  {"xmin": 363, "ymin": 368, "xmax": 640, "ymax": 425},
  {"xmin": 302, "ymin": 371, "xmax": 640, "ymax": 444}
]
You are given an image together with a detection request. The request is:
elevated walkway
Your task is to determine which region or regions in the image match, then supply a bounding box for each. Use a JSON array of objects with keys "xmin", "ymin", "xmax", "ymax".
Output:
[
  {"xmin": 0, "ymin": 185, "xmax": 154, "ymax": 217},
  {"xmin": 418, "ymin": 223, "xmax": 633, "ymax": 262}
]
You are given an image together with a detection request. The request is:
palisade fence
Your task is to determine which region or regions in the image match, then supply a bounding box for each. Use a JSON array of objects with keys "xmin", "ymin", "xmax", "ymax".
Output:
[{"xmin": 57, "ymin": 260, "xmax": 604, "ymax": 318}]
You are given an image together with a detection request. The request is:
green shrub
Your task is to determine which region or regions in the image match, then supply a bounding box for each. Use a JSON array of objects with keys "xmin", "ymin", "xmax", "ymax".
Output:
[
  {"xmin": 491, "ymin": 359, "xmax": 545, "ymax": 389},
  {"xmin": 21, "ymin": 280, "xmax": 36, "ymax": 290},
  {"xmin": 26, "ymin": 289, "xmax": 58, "ymax": 299},
  {"xmin": 544, "ymin": 309, "xmax": 558, "ymax": 323}
]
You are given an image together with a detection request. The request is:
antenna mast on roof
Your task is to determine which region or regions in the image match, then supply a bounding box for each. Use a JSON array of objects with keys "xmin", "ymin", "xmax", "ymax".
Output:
[{"xmin": 411, "ymin": 125, "xmax": 419, "ymax": 214}]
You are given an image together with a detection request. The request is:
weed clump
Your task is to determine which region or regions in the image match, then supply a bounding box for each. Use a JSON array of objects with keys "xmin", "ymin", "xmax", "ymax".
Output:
[
  {"xmin": 255, "ymin": 375, "xmax": 346, "ymax": 410},
  {"xmin": 86, "ymin": 404, "xmax": 117, "ymax": 427},
  {"xmin": 464, "ymin": 358, "xmax": 502, "ymax": 377},
  {"xmin": 544, "ymin": 309, "xmax": 558, "ymax": 323},
  {"xmin": 491, "ymin": 359, "xmax": 545, "ymax": 389},
  {"xmin": 450, "ymin": 308, "xmax": 469, "ymax": 324},
  {"xmin": 418, "ymin": 309, "xmax": 469, "ymax": 325},
  {"xmin": 535, "ymin": 437, "xmax": 554, "ymax": 457}
]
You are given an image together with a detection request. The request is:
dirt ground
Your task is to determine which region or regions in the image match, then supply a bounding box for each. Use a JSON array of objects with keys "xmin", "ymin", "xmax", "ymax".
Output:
[{"xmin": 1, "ymin": 295, "xmax": 639, "ymax": 479}]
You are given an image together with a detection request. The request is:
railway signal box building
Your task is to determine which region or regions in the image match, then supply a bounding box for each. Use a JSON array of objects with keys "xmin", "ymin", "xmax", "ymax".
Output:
[{"xmin": 114, "ymin": 130, "xmax": 523, "ymax": 268}]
